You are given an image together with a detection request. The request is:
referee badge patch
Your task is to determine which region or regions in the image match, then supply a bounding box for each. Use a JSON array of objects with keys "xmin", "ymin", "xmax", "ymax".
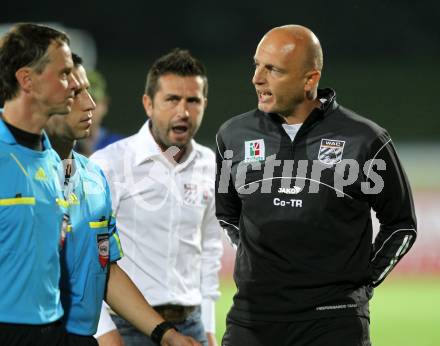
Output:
[
  {"xmin": 97, "ymin": 234, "xmax": 110, "ymax": 268},
  {"xmin": 244, "ymin": 139, "xmax": 265, "ymax": 162},
  {"xmin": 318, "ymin": 139, "xmax": 345, "ymax": 165}
]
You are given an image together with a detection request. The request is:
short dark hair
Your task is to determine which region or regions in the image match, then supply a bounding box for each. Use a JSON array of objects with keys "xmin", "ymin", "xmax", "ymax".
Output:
[
  {"xmin": 0, "ymin": 23, "xmax": 70, "ymax": 101},
  {"xmin": 145, "ymin": 48, "xmax": 208, "ymax": 99},
  {"xmin": 72, "ymin": 52, "xmax": 83, "ymax": 67}
]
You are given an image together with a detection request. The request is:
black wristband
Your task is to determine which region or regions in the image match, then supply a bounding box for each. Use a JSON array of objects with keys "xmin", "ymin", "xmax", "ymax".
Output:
[{"xmin": 151, "ymin": 321, "xmax": 177, "ymax": 345}]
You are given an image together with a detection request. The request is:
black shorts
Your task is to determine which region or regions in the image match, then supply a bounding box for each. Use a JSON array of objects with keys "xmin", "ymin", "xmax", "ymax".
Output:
[
  {"xmin": 0, "ymin": 319, "xmax": 65, "ymax": 346},
  {"xmin": 222, "ymin": 315, "xmax": 371, "ymax": 346},
  {"xmin": 64, "ymin": 333, "xmax": 99, "ymax": 346}
]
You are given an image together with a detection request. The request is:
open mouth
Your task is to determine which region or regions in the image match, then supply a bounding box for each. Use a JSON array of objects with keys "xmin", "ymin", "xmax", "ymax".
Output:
[
  {"xmin": 171, "ymin": 124, "xmax": 189, "ymax": 135},
  {"xmin": 257, "ymin": 90, "xmax": 273, "ymax": 103}
]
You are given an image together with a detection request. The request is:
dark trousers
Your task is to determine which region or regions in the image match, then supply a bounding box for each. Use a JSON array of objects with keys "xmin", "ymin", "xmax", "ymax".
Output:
[
  {"xmin": 64, "ymin": 333, "xmax": 99, "ymax": 346},
  {"xmin": 0, "ymin": 319, "xmax": 65, "ymax": 346},
  {"xmin": 222, "ymin": 316, "xmax": 371, "ymax": 346}
]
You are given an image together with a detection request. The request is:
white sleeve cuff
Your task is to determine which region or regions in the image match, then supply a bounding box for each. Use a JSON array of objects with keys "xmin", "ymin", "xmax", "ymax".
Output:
[{"xmin": 201, "ymin": 298, "xmax": 216, "ymax": 334}]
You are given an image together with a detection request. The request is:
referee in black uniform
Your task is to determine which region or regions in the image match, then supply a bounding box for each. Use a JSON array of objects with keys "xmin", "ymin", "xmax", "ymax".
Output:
[{"xmin": 215, "ymin": 24, "xmax": 416, "ymax": 346}]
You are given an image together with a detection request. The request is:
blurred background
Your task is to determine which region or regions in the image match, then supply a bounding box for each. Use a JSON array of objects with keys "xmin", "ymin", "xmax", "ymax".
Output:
[{"xmin": 2, "ymin": 1, "xmax": 439, "ymax": 344}]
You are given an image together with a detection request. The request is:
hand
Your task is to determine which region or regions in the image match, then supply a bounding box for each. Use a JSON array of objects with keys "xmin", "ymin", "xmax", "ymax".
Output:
[
  {"xmin": 161, "ymin": 329, "xmax": 201, "ymax": 346},
  {"xmin": 206, "ymin": 332, "xmax": 218, "ymax": 346}
]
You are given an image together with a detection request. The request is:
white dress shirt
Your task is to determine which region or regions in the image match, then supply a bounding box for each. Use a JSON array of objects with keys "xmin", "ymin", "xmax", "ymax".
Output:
[{"xmin": 91, "ymin": 121, "xmax": 223, "ymax": 333}]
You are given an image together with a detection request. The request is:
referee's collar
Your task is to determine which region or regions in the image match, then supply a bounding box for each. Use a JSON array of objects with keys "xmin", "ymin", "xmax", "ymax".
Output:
[{"xmin": 0, "ymin": 117, "xmax": 53, "ymax": 150}]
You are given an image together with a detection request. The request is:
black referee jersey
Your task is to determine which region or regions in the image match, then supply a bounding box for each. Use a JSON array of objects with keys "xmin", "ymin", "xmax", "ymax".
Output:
[{"xmin": 215, "ymin": 88, "xmax": 417, "ymax": 322}]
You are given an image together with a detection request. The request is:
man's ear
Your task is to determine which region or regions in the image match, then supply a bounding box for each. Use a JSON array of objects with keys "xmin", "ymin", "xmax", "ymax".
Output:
[
  {"xmin": 15, "ymin": 67, "xmax": 33, "ymax": 93},
  {"xmin": 304, "ymin": 70, "xmax": 321, "ymax": 93},
  {"xmin": 142, "ymin": 94, "xmax": 153, "ymax": 118}
]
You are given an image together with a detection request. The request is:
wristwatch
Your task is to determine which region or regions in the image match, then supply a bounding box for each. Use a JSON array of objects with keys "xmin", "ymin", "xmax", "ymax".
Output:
[{"xmin": 151, "ymin": 321, "xmax": 178, "ymax": 345}]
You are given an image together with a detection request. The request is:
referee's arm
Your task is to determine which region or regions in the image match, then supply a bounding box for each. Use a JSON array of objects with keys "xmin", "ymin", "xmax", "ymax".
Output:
[
  {"xmin": 367, "ymin": 132, "xmax": 417, "ymax": 287},
  {"xmin": 105, "ymin": 263, "xmax": 200, "ymax": 345}
]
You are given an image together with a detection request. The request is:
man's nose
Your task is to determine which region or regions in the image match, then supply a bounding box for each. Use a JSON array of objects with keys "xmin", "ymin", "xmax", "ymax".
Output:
[
  {"xmin": 70, "ymin": 74, "xmax": 80, "ymax": 90},
  {"xmin": 85, "ymin": 91, "xmax": 96, "ymax": 112},
  {"xmin": 177, "ymin": 100, "xmax": 190, "ymax": 119},
  {"xmin": 252, "ymin": 66, "xmax": 266, "ymax": 85}
]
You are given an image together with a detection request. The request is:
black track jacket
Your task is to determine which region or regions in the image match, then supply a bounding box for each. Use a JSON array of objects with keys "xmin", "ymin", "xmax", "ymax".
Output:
[{"xmin": 215, "ymin": 89, "xmax": 417, "ymax": 322}]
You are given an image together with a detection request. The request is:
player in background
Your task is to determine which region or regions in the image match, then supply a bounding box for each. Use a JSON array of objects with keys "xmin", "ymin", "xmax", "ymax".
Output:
[{"xmin": 93, "ymin": 49, "xmax": 222, "ymax": 346}]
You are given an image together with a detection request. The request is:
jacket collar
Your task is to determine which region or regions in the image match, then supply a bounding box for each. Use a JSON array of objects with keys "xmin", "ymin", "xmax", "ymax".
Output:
[{"xmin": 267, "ymin": 88, "xmax": 337, "ymax": 123}]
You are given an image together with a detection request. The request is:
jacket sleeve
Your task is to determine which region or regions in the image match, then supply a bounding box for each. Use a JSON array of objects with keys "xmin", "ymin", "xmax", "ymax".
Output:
[
  {"xmin": 215, "ymin": 132, "xmax": 242, "ymax": 248},
  {"xmin": 102, "ymin": 170, "xmax": 124, "ymax": 263},
  {"xmin": 365, "ymin": 131, "xmax": 417, "ymax": 287}
]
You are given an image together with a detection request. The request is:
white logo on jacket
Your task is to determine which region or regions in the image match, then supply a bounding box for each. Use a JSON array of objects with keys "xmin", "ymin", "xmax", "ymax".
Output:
[
  {"xmin": 318, "ymin": 138, "xmax": 345, "ymax": 165},
  {"xmin": 277, "ymin": 186, "xmax": 302, "ymax": 194}
]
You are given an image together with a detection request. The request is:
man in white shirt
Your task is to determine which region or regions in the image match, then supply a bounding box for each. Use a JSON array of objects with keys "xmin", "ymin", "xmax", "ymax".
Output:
[{"xmin": 91, "ymin": 49, "xmax": 223, "ymax": 346}]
